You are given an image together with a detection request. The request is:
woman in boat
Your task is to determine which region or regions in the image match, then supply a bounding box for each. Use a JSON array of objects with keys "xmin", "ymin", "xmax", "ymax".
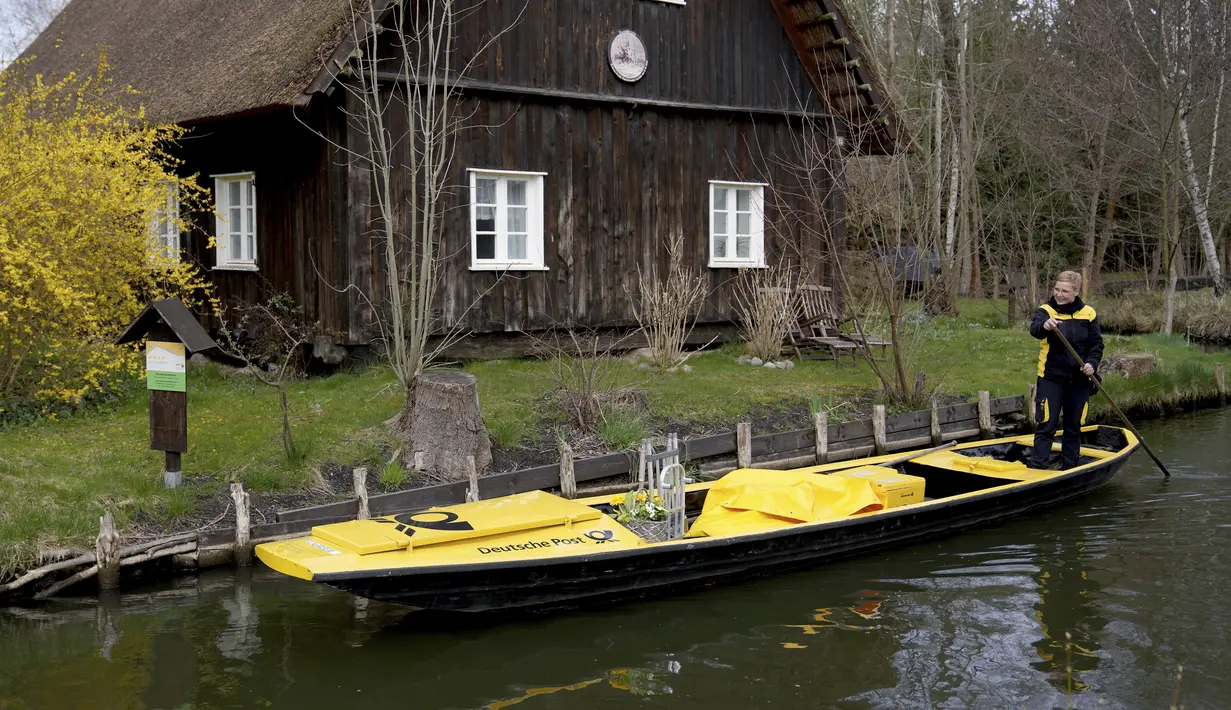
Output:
[{"xmin": 1028, "ymin": 270, "xmax": 1103, "ymax": 470}]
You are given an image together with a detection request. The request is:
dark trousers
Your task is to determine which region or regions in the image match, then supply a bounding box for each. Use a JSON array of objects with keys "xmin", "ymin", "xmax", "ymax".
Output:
[{"xmin": 1031, "ymin": 376, "xmax": 1091, "ymax": 469}]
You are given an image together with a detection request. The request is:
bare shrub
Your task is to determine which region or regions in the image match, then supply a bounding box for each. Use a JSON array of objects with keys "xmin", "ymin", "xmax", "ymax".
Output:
[
  {"xmin": 627, "ymin": 231, "xmax": 710, "ymax": 369},
  {"xmin": 534, "ymin": 327, "xmax": 642, "ymax": 435},
  {"xmin": 215, "ymin": 292, "xmax": 315, "ymax": 462},
  {"xmin": 732, "ymin": 266, "xmax": 800, "ymax": 361}
]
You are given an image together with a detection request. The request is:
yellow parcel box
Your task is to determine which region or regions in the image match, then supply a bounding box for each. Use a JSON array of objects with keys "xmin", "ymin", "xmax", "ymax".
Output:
[{"xmin": 831, "ymin": 466, "xmax": 925, "ymax": 509}]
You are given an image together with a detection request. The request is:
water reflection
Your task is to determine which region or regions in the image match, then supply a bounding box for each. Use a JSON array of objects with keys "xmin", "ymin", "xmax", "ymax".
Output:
[{"xmin": 1031, "ymin": 536, "xmax": 1107, "ymax": 693}]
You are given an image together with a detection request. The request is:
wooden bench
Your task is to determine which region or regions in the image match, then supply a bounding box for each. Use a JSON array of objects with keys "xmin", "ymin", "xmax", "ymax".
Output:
[{"xmin": 761, "ymin": 285, "xmax": 859, "ymax": 366}]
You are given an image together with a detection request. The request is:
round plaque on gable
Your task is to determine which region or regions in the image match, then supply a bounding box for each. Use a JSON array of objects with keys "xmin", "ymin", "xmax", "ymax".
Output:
[{"xmin": 608, "ymin": 30, "xmax": 648, "ymax": 83}]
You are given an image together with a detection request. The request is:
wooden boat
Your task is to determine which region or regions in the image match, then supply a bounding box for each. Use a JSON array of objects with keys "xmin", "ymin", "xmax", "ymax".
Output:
[{"xmin": 255, "ymin": 425, "xmax": 1138, "ymax": 612}]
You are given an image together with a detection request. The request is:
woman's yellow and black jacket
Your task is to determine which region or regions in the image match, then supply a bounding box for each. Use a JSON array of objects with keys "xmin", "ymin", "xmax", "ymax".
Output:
[{"xmin": 1029, "ymin": 297, "xmax": 1104, "ymax": 380}]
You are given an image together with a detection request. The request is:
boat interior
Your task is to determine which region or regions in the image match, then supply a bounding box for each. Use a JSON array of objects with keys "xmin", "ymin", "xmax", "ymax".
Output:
[{"xmin": 584, "ymin": 426, "xmax": 1133, "ymax": 531}]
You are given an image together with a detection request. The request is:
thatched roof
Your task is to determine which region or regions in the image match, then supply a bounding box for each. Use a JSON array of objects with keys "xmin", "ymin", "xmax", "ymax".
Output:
[
  {"xmin": 17, "ymin": 0, "xmax": 899, "ymax": 150},
  {"xmin": 18, "ymin": 0, "xmax": 356, "ymax": 124}
]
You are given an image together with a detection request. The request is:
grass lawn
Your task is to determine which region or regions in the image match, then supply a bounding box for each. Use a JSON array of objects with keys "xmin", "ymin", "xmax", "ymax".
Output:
[{"xmin": 1, "ymin": 298, "xmax": 1226, "ymax": 579}]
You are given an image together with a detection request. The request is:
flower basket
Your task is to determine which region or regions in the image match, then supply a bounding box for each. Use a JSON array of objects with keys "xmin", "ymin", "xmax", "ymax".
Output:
[{"xmin": 624, "ymin": 517, "xmax": 673, "ymax": 543}]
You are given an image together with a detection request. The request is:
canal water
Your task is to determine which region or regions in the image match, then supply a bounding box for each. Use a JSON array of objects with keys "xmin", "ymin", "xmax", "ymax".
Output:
[{"xmin": 2, "ymin": 410, "xmax": 1229, "ymax": 709}]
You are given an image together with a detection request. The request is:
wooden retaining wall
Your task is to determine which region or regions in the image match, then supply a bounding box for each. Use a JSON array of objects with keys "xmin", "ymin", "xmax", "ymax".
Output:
[{"xmin": 196, "ymin": 394, "xmax": 1028, "ymax": 547}]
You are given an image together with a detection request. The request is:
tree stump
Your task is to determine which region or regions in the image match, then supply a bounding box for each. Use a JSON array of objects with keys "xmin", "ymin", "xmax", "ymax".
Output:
[
  {"xmin": 400, "ymin": 371, "xmax": 492, "ymax": 480},
  {"xmin": 1102, "ymin": 353, "xmax": 1157, "ymax": 379}
]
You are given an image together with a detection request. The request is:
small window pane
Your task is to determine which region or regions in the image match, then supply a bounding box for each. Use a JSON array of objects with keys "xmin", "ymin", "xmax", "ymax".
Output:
[
  {"xmin": 507, "ymin": 180, "xmax": 527, "ymax": 206},
  {"xmin": 736, "ymin": 236, "xmax": 751, "ymax": 259},
  {"xmin": 714, "ymin": 212, "xmax": 728, "ymax": 235},
  {"xmin": 476, "ymin": 233, "xmax": 496, "ymax": 260},
  {"xmin": 246, "ymin": 234, "xmax": 255, "ymax": 261},
  {"xmin": 229, "ymin": 206, "xmax": 241, "ymax": 233},
  {"xmin": 247, "ymin": 180, "xmax": 255, "ymax": 207},
  {"xmin": 737, "ymin": 213, "xmax": 751, "ymax": 235},
  {"xmin": 246, "ymin": 207, "xmax": 255, "ymax": 235},
  {"xmin": 508, "ymin": 206, "xmax": 527, "ymax": 233},
  {"xmin": 476, "ymin": 178, "xmax": 497, "ymax": 205},
  {"xmin": 476, "ymin": 206, "xmax": 496, "ymax": 233},
  {"xmin": 737, "ymin": 189, "xmax": 751, "ymax": 211},
  {"xmin": 714, "ymin": 186, "xmax": 727, "ymax": 210},
  {"xmin": 229, "ymin": 180, "xmax": 241, "ymax": 207},
  {"xmin": 231, "ymin": 233, "xmax": 242, "ymax": 256},
  {"xmin": 508, "ymin": 233, "xmax": 527, "ymax": 260},
  {"xmin": 713, "ymin": 234, "xmax": 727, "ymax": 259}
]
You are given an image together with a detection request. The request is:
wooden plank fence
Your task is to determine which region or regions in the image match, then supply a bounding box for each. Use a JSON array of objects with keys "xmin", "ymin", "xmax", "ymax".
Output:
[{"xmin": 198, "ymin": 394, "xmax": 1027, "ymax": 547}]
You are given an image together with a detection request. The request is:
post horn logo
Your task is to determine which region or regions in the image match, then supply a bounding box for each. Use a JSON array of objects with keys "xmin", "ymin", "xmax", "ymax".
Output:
[{"xmin": 373, "ymin": 511, "xmax": 474, "ymax": 537}]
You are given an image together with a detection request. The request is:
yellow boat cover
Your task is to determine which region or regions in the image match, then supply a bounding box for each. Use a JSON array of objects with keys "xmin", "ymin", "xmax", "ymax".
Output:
[
  {"xmin": 311, "ymin": 490, "xmax": 603, "ymax": 555},
  {"xmin": 684, "ymin": 469, "xmax": 887, "ymax": 539}
]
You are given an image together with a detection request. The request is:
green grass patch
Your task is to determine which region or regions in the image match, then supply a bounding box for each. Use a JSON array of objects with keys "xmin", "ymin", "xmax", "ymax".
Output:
[
  {"xmin": 598, "ymin": 410, "xmax": 650, "ymax": 451},
  {"xmin": 485, "ymin": 417, "xmax": 524, "ymax": 449},
  {"xmin": 378, "ymin": 459, "xmax": 411, "ymax": 488},
  {"xmin": 0, "ymin": 364, "xmax": 402, "ymax": 580}
]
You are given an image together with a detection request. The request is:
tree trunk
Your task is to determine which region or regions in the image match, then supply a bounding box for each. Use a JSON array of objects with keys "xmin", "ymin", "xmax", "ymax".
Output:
[
  {"xmin": 1090, "ymin": 188, "xmax": 1119, "ymax": 296},
  {"xmin": 279, "ymin": 385, "xmax": 294, "ymax": 461},
  {"xmin": 1081, "ymin": 119, "xmax": 1110, "ymax": 299},
  {"xmin": 1025, "ymin": 227, "xmax": 1040, "ymax": 307},
  {"xmin": 955, "ymin": 6, "xmax": 973, "ymax": 298},
  {"xmin": 1177, "ymin": 111, "xmax": 1227, "ymax": 295},
  {"xmin": 400, "ymin": 371, "xmax": 492, "ymax": 480},
  {"xmin": 1162, "ymin": 160, "xmax": 1179, "ymax": 336}
]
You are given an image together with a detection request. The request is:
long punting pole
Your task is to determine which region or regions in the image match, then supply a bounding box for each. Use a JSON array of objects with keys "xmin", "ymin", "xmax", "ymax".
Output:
[{"xmin": 1051, "ymin": 328, "xmax": 1172, "ymax": 477}]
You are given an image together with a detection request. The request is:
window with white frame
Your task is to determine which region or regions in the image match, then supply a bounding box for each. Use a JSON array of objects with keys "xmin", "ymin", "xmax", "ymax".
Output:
[
  {"xmin": 149, "ymin": 182, "xmax": 180, "ymax": 262},
  {"xmin": 469, "ymin": 169, "xmax": 547, "ymax": 270},
  {"xmin": 212, "ymin": 172, "xmax": 257, "ymax": 269},
  {"xmin": 709, "ymin": 181, "xmax": 766, "ymax": 268}
]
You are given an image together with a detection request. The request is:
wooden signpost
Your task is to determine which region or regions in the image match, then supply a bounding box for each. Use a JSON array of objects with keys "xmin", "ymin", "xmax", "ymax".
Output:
[{"xmin": 115, "ymin": 298, "xmax": 218, "ymax": 488}]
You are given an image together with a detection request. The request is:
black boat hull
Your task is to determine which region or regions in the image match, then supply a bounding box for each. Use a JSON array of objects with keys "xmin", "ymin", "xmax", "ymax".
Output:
[{"xmin": 319, "ymin": 447, "xmax": 1132, "ymax": 612}]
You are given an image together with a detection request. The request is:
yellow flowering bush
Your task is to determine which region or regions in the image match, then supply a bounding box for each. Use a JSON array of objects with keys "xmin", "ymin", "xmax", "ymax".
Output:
[{"xmin": 0, "ymin": 58, "xmax": 213, "ymax": 416}]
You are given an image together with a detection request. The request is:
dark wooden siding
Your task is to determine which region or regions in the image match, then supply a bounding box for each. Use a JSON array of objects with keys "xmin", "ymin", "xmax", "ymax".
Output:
[
  {"xmin": 446, "ymin": 0, "xmax": 821, "ymax": 112},
  {"xmin": 174, "ymin": 0, "xmax": 844, "ymax": 346},
  {"xmin": 176, "ymin": 105, "xmax": 356, "ymax": 342},
  {"xmin": 421, "ymin": 98, "xmax": 838, "ymax": 333}
]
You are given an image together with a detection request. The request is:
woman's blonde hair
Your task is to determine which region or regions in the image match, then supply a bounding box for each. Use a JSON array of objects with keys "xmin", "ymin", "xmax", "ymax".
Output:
[{"xmin": 1056, "ymin": 270, "xmax": 1083, "ymax": 291}]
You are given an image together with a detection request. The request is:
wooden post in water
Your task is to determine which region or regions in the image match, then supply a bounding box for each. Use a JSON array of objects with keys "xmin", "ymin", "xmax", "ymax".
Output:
[
  {"xmin": 872, "ymin": 405, "xmax": 888, "ymax": 455},
  {"xmin": 736, "ymin": 422, "xmax": 752, "ymax": 469},
  {"xmin": 930, "ymin": 399, "xmax": 942, "ymax": 446},
  {"xmin": 466, "ymin": 456, "xmax": 481, "ymax": 502},
  {"xmin": 353, "ymin": 467, "xmax": 370, "ymax": 520},
  {"xmin": 814, "ymin": 411, "xmax": 829, "ymax": 464},
  {"xmin": 1026, "ymin": 385, "xmax": 1038, "ymax": 431},
  {"xmin": 977, "ymin": 391, "xmax": 993, "ymax": 438},
  {"xmin": 1215, "ymin": 362, "xmax": 1226, "ymax": 406},
  {"xmin": 231, "ymin": 483, "xmax": 252, "ymax": 567},
  {"xmin": 558, "ymin": 443, "xmax": 576, "ymax": 499},
  {"xmin": 96, "ymin": 513, "xmax": 121, "ymax": 590}
]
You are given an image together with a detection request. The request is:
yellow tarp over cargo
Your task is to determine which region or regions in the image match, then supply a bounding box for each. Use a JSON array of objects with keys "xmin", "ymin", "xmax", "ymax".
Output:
[{"xmin": 684, "ymin": 469, "xmax": 887, "ymax": 538}]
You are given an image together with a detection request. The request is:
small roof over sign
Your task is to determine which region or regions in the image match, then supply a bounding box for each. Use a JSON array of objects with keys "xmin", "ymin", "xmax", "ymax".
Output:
[{"xmin": 114, "ymin": 298, "xmax": 218, "ymax": 354}]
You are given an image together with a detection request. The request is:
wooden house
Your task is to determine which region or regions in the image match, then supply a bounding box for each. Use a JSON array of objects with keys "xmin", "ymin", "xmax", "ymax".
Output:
[{"xmin": 21, "ymin": 0, "xmax": 898, "ymax": 359}]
